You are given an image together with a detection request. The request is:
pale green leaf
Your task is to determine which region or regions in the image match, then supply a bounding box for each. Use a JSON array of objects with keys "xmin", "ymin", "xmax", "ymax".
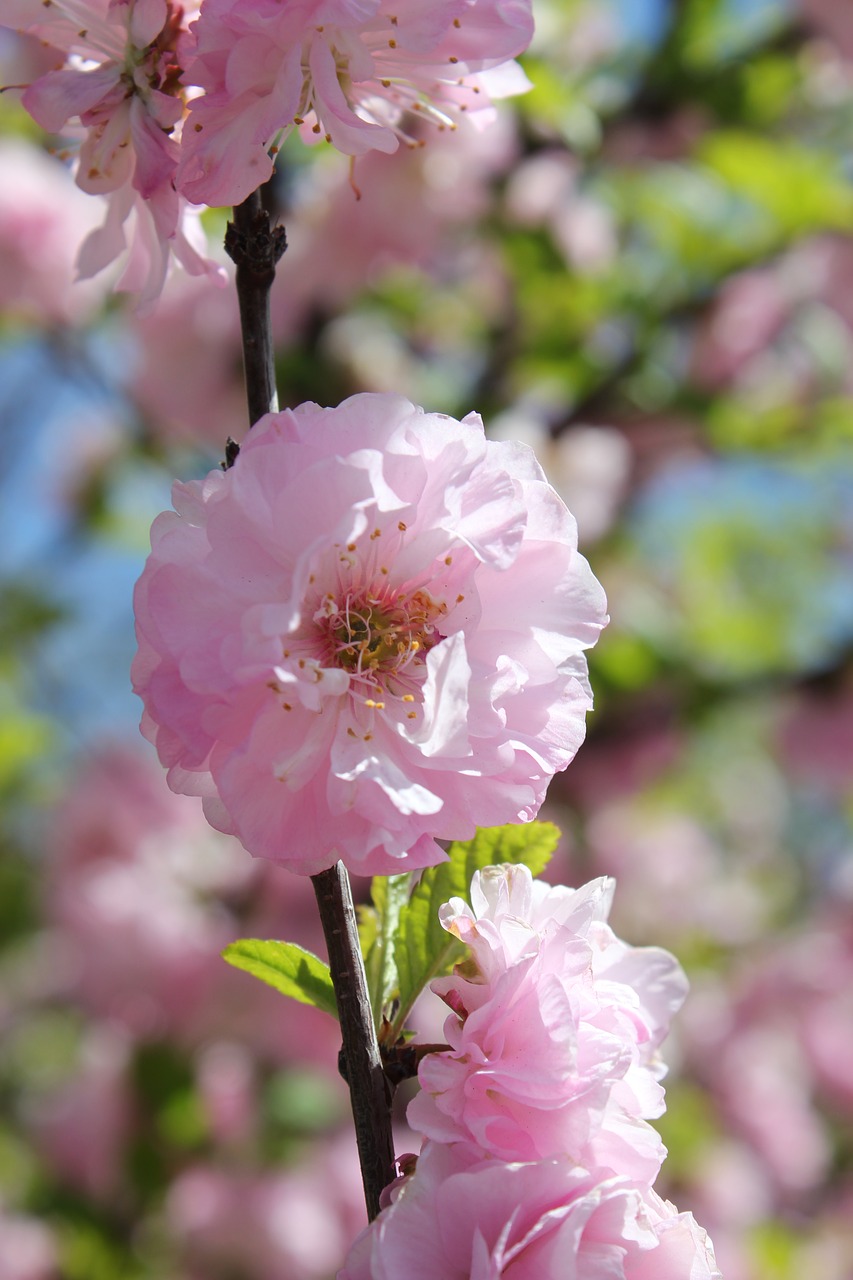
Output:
[
  {"xmin": 222, "ymin": 939, "xmax": 337, "ymax": 1018},
  {"xmin": 361, "ymin": 873, "xmax": 410, "ymax": 1031}
]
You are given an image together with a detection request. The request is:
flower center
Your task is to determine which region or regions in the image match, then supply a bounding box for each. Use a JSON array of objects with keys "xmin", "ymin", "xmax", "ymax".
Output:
[{"xmin": 317, "ymin": 587, "xmax": 441, "ymax": 682}]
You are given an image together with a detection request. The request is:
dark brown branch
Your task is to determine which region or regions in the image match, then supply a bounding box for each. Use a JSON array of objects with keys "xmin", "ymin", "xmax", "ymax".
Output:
[
  {"xmin": 311, "ymin": 863, "xmax": 396, "ymax": 1220},
  {"xmin": 225, "ymin": 188, "xmax": 287, "ymax": 431}
]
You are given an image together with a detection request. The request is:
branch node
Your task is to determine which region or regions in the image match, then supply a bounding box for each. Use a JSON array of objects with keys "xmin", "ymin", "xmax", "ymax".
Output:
[{"xmin": 222, "ymin": 436, "xmax": 241, "ymax": 470}]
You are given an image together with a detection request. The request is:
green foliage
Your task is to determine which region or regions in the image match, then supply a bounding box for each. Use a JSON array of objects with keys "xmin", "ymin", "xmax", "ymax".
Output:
[
  {"xmin": 748, "ymin": 1220, "xmax": 801, "ymax": 1280},
  {"xmin": 680, "ymin": 0, "xmax": 789, "ymax": 70},
  {"xmin": 263, "ymin": 1068, "xmax": 347, "ymax": 1137},
  {"xmin": 590, "ymin": 629, "xmax": 662, "ymax": 693},
  {"xmin": 708, "ymin": 396, "xmax": 853, "ymax": 450},
  {"xmin": 0, "ymin": 1009, "xmax": 83, "ymax": 1093},
  {"xmin": 0, "ymin": 582, "xmax": 65, "ymax": 654},
  {"xmin": 0, "ymin": 706, "xmax": 53, "ymax": 797},
  {"xmin": 0, "ymin": 843, "xmax": 38, "ymax": 942},
  {"xmin": 128, "ymin": 1041, "xmax": 208, "ymax": 1192},
  {"xmin": 699, "ymin": 132, "xmax": 853, "ymax": 237},
  {"xmin": 222, "ymin": 938, "xmax": 337, "ymax": 1018},
  {"xmin": 359, "ymin": 873, "xmax": 410, "ymax": 1032},
  {"xmin": 387, "ymin": 823, "xmax": 559, "ymax": 1039},
  {"xmin": 615, "ymin": 162, "xmax": 774, "ymax": 289},
  {"xmin": 634, "ymin": 496, "xmax": 850, "ymax": 682},
  {"xmin": 740, "ymin": 54, "xmax": 801, "ymax": 126},
  {"xmin": 0, "ymin": 1125, "xmax": 41, "ymax": 1202},
  {"xmin": 652, "ymin": 1081, "xmax": 719, "ymax": 1182},
  {"xmin": 520, "ymin": 57, "xmax": 604, "ymax": 152},
  {"xmin": 57, "ymin": 1220, "xmax": 147, "ymax": 1280}
]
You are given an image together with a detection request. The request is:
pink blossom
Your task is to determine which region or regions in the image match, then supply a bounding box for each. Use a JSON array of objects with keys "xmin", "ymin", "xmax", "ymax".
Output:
[
  {"xmin": 132, "ymin": 393, "xmax": 607, "ymax": 876},
  {"xmin": 505, "ymin": 151, "xmax": 617, "ymax": 275},
  {"xmin": 44, "ymin": 747, "xmax": 340, "ymax": 1064},
  {"xmin": 269, "ymin": 114, "xmax": 518, "ymax": 347},
  {"xmin": 7, "ymin": 0, "xmax": 223, "ymax": 307},
  {"xmin": 0, "ymin": 1209, "xmax": 59, "ymax": 1280},
  {"xmin": 340, "ymin": 1141, "xmax": 721, "ymax": 1280},
  {"xmin": 585, "ymin": 802, "xmax": 769, "ymax": 948},
  {"xmin": 169, "ymin": 1134, "xmax": 369, "ymax": 1280},
  {"xmin": 196, "ymin": 1041, "xmax": 256, "ymax": 1145},
  {"xmin": 680, "ymin": 912, "xmax": 853, "ymax": 1201},
  {"xmin": 0, "ymin": 136, "xmax": 106, "ymax": 324},
  {"xmin": 408, "ymin": 866, "xmax": 685, "ymax": 1176},
  {"xmin": 177, "ymin": 0, "xmax": 534, "ymax": 207},
  {"xmin": 32, "ymin": 1025, "xmax": 132, "ymax": 1200},
  {"xmin": 691, "ymin": 236, "xmax": 853, "ymax": 402},
  {"xmin": 800, "ymin": 0, "xmax": 853, "ymax": 58},
  {"xmin": 128, "ymin": 266, "xmax": 245, "ymax": 446}
]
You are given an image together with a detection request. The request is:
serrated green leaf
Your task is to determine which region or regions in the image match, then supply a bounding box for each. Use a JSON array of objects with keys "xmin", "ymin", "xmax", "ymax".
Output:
[
  {"xmin": 222, "ymin": 939, "xmax": 337, "ymax": 1018},
  {"xmin": 389, "ymin": 823, "xmax": 558, "ymax": 1038},
  {"xmin": 361, "ymin": 873, "xmax": 410, "ymax": 1031}
]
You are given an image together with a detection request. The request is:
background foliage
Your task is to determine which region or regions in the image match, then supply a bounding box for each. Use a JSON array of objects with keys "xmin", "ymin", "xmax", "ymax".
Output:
[{"xmin": 1, "ymin": 0, "xmax": 852, "ymax": 1276}]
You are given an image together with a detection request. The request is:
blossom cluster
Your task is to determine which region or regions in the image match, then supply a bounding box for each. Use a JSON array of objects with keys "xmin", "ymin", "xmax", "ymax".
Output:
[
  {"xmin": 4, "ymin": 0, "xmax": 534, "ymax": 303},
  {"xmin": 132, "ymin": 392, "xmax": 608, "ymax": 877},
  {"xmin": 342, "ymin": 864, "xmax": 721, "ymax": 1278},
  {"xmin": 8, "ymin": 0, "xmax": 222, "ymax": 309}
]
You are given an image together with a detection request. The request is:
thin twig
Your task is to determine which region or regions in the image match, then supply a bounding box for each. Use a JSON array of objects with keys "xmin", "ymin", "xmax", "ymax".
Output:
[
  {"xmin": 225, "ymin": 188, "xmax": 287, "ymax": 433},
  {"xmin": 312, "ymin": 863, "xmax": 396, "ymax": 1220}
]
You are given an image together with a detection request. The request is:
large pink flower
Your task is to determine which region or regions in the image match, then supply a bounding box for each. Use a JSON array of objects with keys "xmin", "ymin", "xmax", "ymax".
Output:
[
  {"xmin": 340, "ymin": 1141, "xmax": 721, "ymax": 1280},
  {"xmin": 408, "ymin": 866, "xmax": 686, "ymax": 1177},
  {"xmin": 132, "ymin": 393, "xmax": 607, "ymax": 876},
  {"xmin": 177, "ymin": 0, "xmax": 534, "ymax": 207}
]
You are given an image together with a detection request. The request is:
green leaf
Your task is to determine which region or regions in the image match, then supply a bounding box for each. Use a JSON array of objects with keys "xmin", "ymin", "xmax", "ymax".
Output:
[
  {"xmin": 222, "ymin": 939, "xmax": 337, "ymax": 1018},
  {"xmin": 360, "ymin": 873, "xmax": 411, "ymax": 1031},
  {"xmin": 357, "ymin": 902, "xmax": 378, "ymax": 961},
  {"xmin": 389, "ymin": 823, "xmax": 558, "ymax": 1038}
]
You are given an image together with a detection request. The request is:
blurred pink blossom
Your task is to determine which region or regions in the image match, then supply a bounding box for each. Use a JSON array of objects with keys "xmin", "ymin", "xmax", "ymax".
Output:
[
  {"xmin": 691, "ymin": 267, "xmax": 790, "ymax": 390},
  {"xmin": 6, "ymin": 0, "xmax": 223, "ymax": 307},
  {"xmin": 800, "ymin": 0, "xmax": 853, "ymax": 57},
  {"xmin": 0, "ymin": 137, "xmax": 106, "ymax": 324},
  {"xmin": 128, "ymin": 267, "xmax": 245, "ymax": 446},
  {"xmin": 505, "ymin": 150, "xmax": 617, "ymax": 274},
  {"xmin": 196, "ymin": 1041, "xmax": 256, "ymax": 1145},
  {"xmin": 719, "ymin": 1025, "xmax": 830, "ymax": 1196},
  {"xmin": 585, "ymin": 803, "xmax": 769, "ymax": 947},
  {"xmin": 169, "ymin": 1134, "xmax": 366, "ymax": 1280},
  {"xmin": 777, "ymin": 682, "xmax": 853, "ymax": 800},
  {"xmin": 132, "ymin": 393, "xmax": 607, "ymax": 875},
  {"xmin": 0, "ymin": 1209, "xmax": 59, "ymax": 1280},
  {"xmin": 692, "ymin": 236, "xmax": 853, "ymax": 401},
  {"xmin": 32, "ymin": 1025, "xmax": 132, "ymax": 1200},
  {"xmin": 678, "ymin": 912, "xmax": 853, "ymax": 1207},
  {"xmin": 270, "ymin": 115, "xmax": 517, "ymax": 346},
  {"xmin": 45, "ymin": 747, "xmax": 340, "ymax": 1064},
  {"xmin": 177, "ymin": 0, "xmax": 534, "ymax": 207}
]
